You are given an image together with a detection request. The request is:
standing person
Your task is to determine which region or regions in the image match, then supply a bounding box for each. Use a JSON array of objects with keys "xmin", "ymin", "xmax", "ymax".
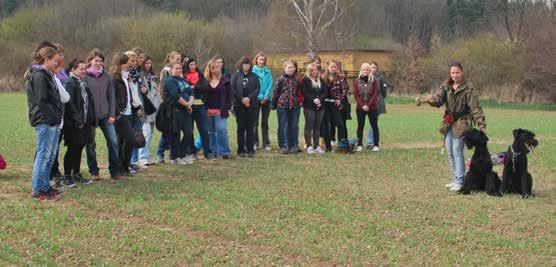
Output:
[
  {"xmin": 366, "ymin": 62, "xmax": 389, "ymax": 149},
  {"xmin": 62, "ymin": 59, "xmax": 96, "ymax": 186},
  {"xmin": 204, "ymin": 59, "xmax": 233, "ymax": 159},
  {"xmin": 213, "ymin": 55, "xmax": 232, "ymax": 80},
  {"xmin": 124, "ymin": 51, "xmax": 146, "ymax": 172},
  {"xmin": 138, "ymin": 55, "xmax": 161, "ymax": 166},
  {"xmin": 301, "ymin": 63, "xmax": 327, "ymax": 154},
  {"xmin": 231, "ymin": 56, "xmax": 260, "ymax": 157},
  {"xmin": 252, "ymin": 52, "xmax": 273, "ymax": 151},
  {"xmin": 111, "ymin": 53, "xmax": 139, "ymax": 176},
  {"xmin": 183, "ymin": 57, "xmax": 213, "ymax": 160},
  {"xmin": 27, "ymin": 47, "xmax": 63, "ymax": 201},
  {"xmin": 354, "ymin": 63, "xmax": 387, "ymax": 152},
  {"xmin": 156, "ymin": 51, "xmax": 182, "ymax": 163},
  {"xmin": 416, "ymin": 62, "xmax": 487, "ymax": 191},
  {"xmin": 271, "ymin": 60, "xmax": 301, "ymax": 154},
  {"xmin": 165, "ymin": 62, "xmax": 195, "ymax": 164},
  {"xmin": 84, "ymin": 49, "xmax": 122, "ymax": 180},
  {"xmin": 322, "ymin": 61, "xmax": 349, "ymax": 152}
]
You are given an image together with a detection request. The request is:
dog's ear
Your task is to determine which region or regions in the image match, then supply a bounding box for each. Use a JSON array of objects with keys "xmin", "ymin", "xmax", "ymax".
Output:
[{"xmin": 513, "ymin": 128, "xmax": 522, "ymax": 139}]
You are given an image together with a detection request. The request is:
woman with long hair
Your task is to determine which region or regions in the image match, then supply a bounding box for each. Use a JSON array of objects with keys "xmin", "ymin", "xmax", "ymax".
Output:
[
  {"xmin": 271, "ymin": 60, "xmax": 301, "ymax": 154},
  {"xmin": 354, "ymin": 62, "xmax": 387, "ymax": 152},
  {"xmin": 416, "ymin": 62, "xmax": 487, "ymax": 191},
  {"xmin": 156, "ymin": 51, "xmax": 182, "ymax": 163},
  {"xmin": 321, "ymin": 61, "xmax": 349, "ymax": 151},
  {"xmin": 204, "ymin": 59, "xmax": 233, "ymax": 159},
  {"xmin": 137, "ymin": 55, "xmax": 161, "ymax": 166},
  {"xmin": 111, "ymin": 52, "xmax": 137, "ymax": 176},
  {"xmin": 165, "ymin": 62, "xmax": 195, "ymax": 164},
  {"xmin": 231, "ymin": 56, "xmax": 260, "ymax": 157},
  {"xmin": 301, "ymin": 63, "xmax": 327, "ymax": 154},
  {"xmin": 84, "ymin": 48, "xmax": 122, "ymax": 180},
  {"xmin": 27, "ymin": 46, "xmax": 63, "ymax": 200},
  {"xmin": 183, "ymin": 57, "xmax": 212, "ymax": 160},
  {"xmin": 252, "ymin": 52, "xmax": 273, "ymax": 151},
  {"xmin": 62, "ymin": 59, "xmax": 96, "ymax": 186}
]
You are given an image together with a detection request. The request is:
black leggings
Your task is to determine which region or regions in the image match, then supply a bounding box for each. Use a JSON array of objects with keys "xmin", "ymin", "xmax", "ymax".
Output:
[
  {"xmin": 115, "ymin": 115, "xmax": 136, "ymax": 172},
  {"xmin": 171, "ymin": 109, "xmax": 193, "ymax": 159},
  {"xmin": 235, "ymin": 106, "xmax": 259, "ymax": 154},
  {"xmin": 64, "ymin": 143, "xmax": 85, "ymax": 175},
  {"xmin": 322, "ymin": 103, "xmax": 347, "ymax": 149},
  {"xmin": 356, "ymin": 109, "xmax": 379, "ymax": 146}
]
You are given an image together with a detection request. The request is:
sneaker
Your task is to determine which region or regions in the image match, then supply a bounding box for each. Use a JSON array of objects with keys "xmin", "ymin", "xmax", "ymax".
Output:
[
  {"xmin": 306, "ymin": 147, "xmax": 315, "ymax": 154},
  {"xmin": 356, "ymin": 146, "xmax": 363, "ymax": 152},
  {"xmin": 331, "ymin": 141, "xmax": 336, "ymax": 147},
  {"xmin": 47, "ymin": 188, "xmax": 63, "ymax": 196},
  {"xmin": 247, "ymin": 152, "xmax": 255, "ymax": 158},
  {"xmin": 205, "ymin": 154, "xmax": 216, "ymax": 161},
  {"xmin": 74, "ymin": 174, "xmax": 93, "ymax": 185},
  {"xmin": 253, "ymin": 145, "xmax": 258, "ymax": 152},
  {"xmin": 90, "ymin": 174, "xmax": 101, "ymax": 181},
  {"xmin": 170, "ymin": 158, "xmax": 185, "ymax": 165},
  {"xmin": 130, "ymin": 164, "xmax": 144, "ymax": 172},
  {"xmin": 222, "ymin": 155, "xmax": 233, "ymax": 160},
  {"xmin": 111, "ymin": 174, "xmax": 124, "ymax": 180},
  {"xmin": 129, "ymin": 168, "xmax": 138, "ymax": 174},
  {"xmin": 450, "ymin": 183, "xmax": 463, "ymax": 191},
  {"xmin": 289, "ymin": 148, "xmax": 299, "ymax": 154},
  {"xmin": 33, "ymin": 192, "xmax": 59, "ymax": 201},
  {"xmin": 264, "ymin": 145, "xmax": 271, "ymax": 151},
  {"xmin": 445, "ymin": 182, "xmax": 455, "ymax": 188},
  {"xmin": 63, "ymin": 175, "xmax": 76, "ymax": 188},
  {"xmin": 155, "ymin": 156, "xmax": 165, "ymax": 164},
  {"xmin": 372, "ymin": 146, "xmax": 380, "ymax": 152},
  {"xmin": 238, "ymin": 152, "xmax": 247, "ymax": 157},
  {"xmin": 52, "ymin": 175, "xmax": 64, "ymax": 188},
  {"xmin": 280, "ymin": 148, "xmax": 289, "ymax": 154},
  {"xmin": 314, "ymin": 147, "xmax": 325, "ymax": 154},
  {"xmin": 182, "ymin": 156, "xmax": 195, "ymax": 165}
]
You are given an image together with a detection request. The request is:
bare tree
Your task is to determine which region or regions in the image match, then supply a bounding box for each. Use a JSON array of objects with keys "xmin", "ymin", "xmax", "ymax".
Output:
[
  {"xmin": 289, "ymin": 0, "xmax": 350, "ymax": 57},
  {"xmin": 491, "ymin": 0, "xmax": 530, "ymax": 43}
]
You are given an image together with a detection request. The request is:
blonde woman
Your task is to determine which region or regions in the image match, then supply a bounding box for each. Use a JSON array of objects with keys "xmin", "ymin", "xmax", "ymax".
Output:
[
  {"xmin": 301, "ymin": 63, "xmax": 327, "ymax": 154},
  {"xmin": 156, "ymin": 51, "xmax": 182, "ymax": 163},
  {"xmin": 354, "ymin": 62, "xmax": 387, "ymax": 152}
]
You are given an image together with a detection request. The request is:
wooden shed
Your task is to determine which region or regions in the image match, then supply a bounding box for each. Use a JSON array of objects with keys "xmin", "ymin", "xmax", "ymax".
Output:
[{"xmin": 266, "ymin": 49, "xmax": 394, "ymax": 78}]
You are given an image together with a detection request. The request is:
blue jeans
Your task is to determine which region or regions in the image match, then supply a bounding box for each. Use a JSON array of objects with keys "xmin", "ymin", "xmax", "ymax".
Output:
[
  {"xmin": 277, "ymin": 108, "xmax": 300, "ymax": 149},
  {"xmin": 156, "ymin": 135, "xmax": 170, "ymax": 160},
  {"xmin": 130, "ymin": 118, "xmax": 143, "ymax": 164},
  {"xmin": 85, "ymin": 117, "xmax": 121, "ymax": 176},
  {"xmin": 207, "ymin": 115, "xmax": 230, "ymax": 156},
  {"xmin": 138, "ymin": 122, "xmax": 155, "ymax": 162},
  {"xmin": 191, "ymin": 105, "xmax": 211, "ymax": 158},
  {"xmin": 32, "ymin": 124, "xmax": 60, "ymax": 194},
  {"xmin": 445, "ymin": 128, "xmax": 465, "ymax": 185}
]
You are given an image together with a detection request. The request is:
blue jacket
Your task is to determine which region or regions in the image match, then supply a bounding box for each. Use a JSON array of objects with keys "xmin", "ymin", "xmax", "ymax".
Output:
[
  {"xmin": 252, "ymin": 65, "xmax": 273, "ymax": 101},
  {"xmin": 164, "ymin": 76, "xmax": 193, "ymax": 109}
]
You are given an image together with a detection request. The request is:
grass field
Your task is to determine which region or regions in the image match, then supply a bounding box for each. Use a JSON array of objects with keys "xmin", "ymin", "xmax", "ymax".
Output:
[{"xmin": 1, "ymin": 92, "xmax": 555, "ymax": 266}]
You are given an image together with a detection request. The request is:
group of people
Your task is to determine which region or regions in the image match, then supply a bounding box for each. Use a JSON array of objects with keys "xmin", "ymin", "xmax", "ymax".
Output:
[{"xmin": 27, "ymin": 40, "xmax": 443, "ymax": 202}]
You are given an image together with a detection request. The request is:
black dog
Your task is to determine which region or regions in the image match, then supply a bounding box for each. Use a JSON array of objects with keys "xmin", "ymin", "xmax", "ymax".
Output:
[
  {"xmin": 500, "ymin": 128, "xmax": 539, "ymax": 198},
  {"xmin": 459, "ymin": 129, "xmax": 501, "ymax": 196}
]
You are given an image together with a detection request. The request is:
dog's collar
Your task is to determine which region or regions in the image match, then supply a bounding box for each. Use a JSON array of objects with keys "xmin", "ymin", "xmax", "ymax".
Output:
[{"xmin": 510, "ymin": 145, "xmax": 523, "ymax": 173}]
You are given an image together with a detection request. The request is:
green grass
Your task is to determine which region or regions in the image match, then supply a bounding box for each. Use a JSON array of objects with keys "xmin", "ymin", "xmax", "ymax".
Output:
[{"xmin": 0, "ymin": 92, "xmax": 555, "ymax": 265}]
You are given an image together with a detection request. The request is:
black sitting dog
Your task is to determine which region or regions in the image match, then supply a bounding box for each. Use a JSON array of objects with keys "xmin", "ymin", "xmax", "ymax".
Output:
[
  {"xmin": 459, "ymin": 129, "xmax": 501, "ymax": 196},
  {"xmin": 500, "ymin": 128, "xmax": 539, "ymax": 198}
]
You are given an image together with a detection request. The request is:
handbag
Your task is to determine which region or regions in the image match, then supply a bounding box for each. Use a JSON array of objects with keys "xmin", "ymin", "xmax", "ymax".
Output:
[
  {"xmin": 142, "ymin": 94, "xmax": 157, "ymax": 115},
  {"xmin": 134, "ymin": 130, "xmax": 146, "ymax": 149}
]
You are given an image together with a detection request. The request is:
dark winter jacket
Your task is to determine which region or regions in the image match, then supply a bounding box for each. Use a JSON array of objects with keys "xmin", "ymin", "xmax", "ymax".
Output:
[
  {"xmin": 63, "ymin": 75, "xmax": 97, "ymax": 145},
  {"xmin": 230, "ymin": 71, "xmax": 260, "ymax": 108},
  {"xmin": 271, "ymin": 74, "xmax": 300, "ymax": 109},
  {"xmin": 26, "ymin": 68, "xmax": 62, "ymax": 127},
  {"xmin": 301, "ymin": 77, "xmax": 327, "ymax": 111}
]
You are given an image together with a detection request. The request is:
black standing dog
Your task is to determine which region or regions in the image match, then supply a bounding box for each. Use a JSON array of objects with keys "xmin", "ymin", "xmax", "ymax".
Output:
[
  {"xmin": 500, "ymin": 128, "xmax": 539, "ymax": 198},
  {"xmin": 459, "ymin": 129, "xmax": 501, "ymax": 196}
]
